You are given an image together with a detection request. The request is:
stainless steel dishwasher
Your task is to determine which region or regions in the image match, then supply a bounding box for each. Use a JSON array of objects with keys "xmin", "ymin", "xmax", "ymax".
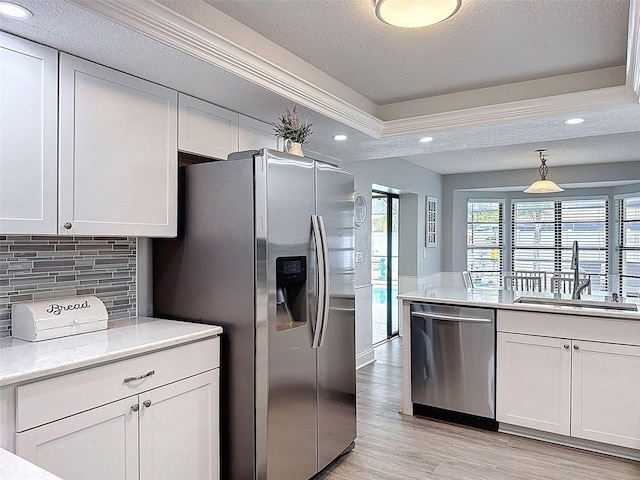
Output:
[{"xmin": 410, "ymin": 303, "xmax": 497, "ymax": 430}]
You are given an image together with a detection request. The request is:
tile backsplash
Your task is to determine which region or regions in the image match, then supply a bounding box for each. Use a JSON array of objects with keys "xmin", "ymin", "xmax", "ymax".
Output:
[{"xmin": 0, "ymin": 236, "xmax": 137, "ymax": 338}]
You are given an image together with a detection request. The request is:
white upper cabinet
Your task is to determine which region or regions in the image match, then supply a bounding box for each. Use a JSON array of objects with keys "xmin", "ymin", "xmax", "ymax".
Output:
[
  {"xmin": 178, "ymin": 93, "xmax": 239, "ymax": 160},
  {"xmin": 0, "ymin": 33, "xmax": 58, "ymax": 234},
  {"xmin": 238, "ymin": 115, "xmax": 278, "ymax": 151},
  {"xmin": 59, "ymin": 54, "xmax": 178, "ymax": 237}
]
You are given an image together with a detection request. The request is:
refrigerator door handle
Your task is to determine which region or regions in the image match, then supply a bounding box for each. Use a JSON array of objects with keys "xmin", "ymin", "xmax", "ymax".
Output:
[
  {"xmin": 317, "ymin": 215, "xmax": 330, "ymax": 347},
  {"xmin": 311, "ymin": 215, "xmax": 325, "ymax": 349}
]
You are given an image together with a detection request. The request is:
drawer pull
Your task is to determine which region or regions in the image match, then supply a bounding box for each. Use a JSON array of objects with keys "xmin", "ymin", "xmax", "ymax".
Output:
[
  {"xmin": 131, "ymin": 404, "xmax": 139, "ymax": 412},
  {"xmin": 143, "ymin": 400, "xmax": 152, "ymax": 408},
  {"xmin": 123, "ymin": 370, "xmax": 155, "ymax": 383}
]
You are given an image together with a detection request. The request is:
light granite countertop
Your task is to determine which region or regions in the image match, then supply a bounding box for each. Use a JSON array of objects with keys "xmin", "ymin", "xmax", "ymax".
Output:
[
  {"xmin": 0, "ymin": 448, "xmax": 62, "ymax": 480},
  {"xmin": 0, "ymin": 448, "xmax": 63, "ymax": 480},
  {"xmin": 0, "ymin": 316, "xmax": 223, "ymax": 387},
  {"xmin": 398, "ymin": 286, "xmax": 640, "ymax": 321}
]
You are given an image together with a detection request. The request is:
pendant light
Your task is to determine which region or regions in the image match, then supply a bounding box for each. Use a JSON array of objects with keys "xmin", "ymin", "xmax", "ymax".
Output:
[
  {"xmin": 375, "ymin": 0, "xmax": 461, "ymax": 28},
  {"xmin": 524, "ymin": 150, "xmax": 564, "ymax": 194}
]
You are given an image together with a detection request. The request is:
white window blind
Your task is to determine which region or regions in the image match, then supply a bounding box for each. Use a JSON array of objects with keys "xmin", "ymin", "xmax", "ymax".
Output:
[
  {"xmin": 467, "ymin": 201, "xmax": 503, "ymax": 287},
  {"xmin": 617, "ymin": 196, "xmax": 640, "ymax": 297},
  {"xmin": 511, "ymin": 198, "xmax": 608, "ymax": 290}
]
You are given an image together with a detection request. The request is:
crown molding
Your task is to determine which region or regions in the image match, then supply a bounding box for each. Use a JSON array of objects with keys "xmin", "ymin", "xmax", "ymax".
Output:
[
  {"xmin": 69, "ymin": 0, "xmax": 640, "ymax": 140},
  {"xmin": 627, "ymin": 0, "xmax": 640, "ymax": 102},
  {"xmin": 380, "ymin": 85, "xmax": 638, "ymax": 137},
  {"xmin": 68, "ymin": 0, "xmax": 384, "ymax": 138}
]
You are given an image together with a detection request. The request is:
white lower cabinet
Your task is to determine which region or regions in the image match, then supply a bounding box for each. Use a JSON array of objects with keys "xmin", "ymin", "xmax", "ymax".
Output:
[
  {"xmin": 572, "ymin": 340, "xmax": 640, "ymax": 449},
  {"xmin": 497, "ymin": 324, "xmax": 640, "ymax": 451},
  {"xmin": 16, "ymin": 397, "xmax": 138, "ymax": 480},
  {"xmin": 496, "ymin": 333, "xmax": 571, "ymax": 435},
  {"xmin": 139, "ymin": 370, "xmax": 219, "ymax": 480},
  {"xmin": 14, "ymin": 338, "xmax": 220, "ymax": 479}
]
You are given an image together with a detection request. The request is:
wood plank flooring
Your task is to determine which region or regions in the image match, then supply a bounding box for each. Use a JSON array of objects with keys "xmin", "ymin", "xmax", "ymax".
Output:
[{"xmin": 315, "ymin": 338, "xmax": 640, "ymax": 480}]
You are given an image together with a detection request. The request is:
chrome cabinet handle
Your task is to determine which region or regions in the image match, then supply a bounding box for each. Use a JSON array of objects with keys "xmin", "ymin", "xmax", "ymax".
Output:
[
  {"xmin": 123, "ymin": 370, "xmax": 155, "ymax": 383},
  {"xmin": 143, "ymin": 400, "xmax": 152, "ymax": 408},
  {"xmin": 574, "ymin": 344, "xmax": 580, "ymax": 350},
  {"xmin": 564, "ymin": 344, "xmax": 570, "ymax": 350},
  {"xmin": 63, "ymin": 222, "xmax": 72, "ymax": 229},
  {"xmin": 131, "ymin": 404, "xmax": 139, "ymax": 412}
]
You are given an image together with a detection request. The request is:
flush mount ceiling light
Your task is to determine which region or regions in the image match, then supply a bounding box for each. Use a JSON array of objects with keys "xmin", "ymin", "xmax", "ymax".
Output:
[
  {"xmin": 524, "ymin": 149, "xmax": 564, "ymax": 194},
  {"xmin": 0, "ymin": 2, "xmax": 32, "ymax": 18},
  {"xmin": 375, "ymin": 0, "xmax": 461, "ymax": 28},
  {"xmin": 419, "ymin": 136, "xmax": 434, "ymax": 143},
  {"xmin": 333, "ymin": 134, "xmax": 348, "ymax": 141}
]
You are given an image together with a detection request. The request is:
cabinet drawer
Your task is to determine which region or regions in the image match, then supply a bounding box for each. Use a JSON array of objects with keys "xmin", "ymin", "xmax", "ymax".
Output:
[{"xmin": 17, "ymin": 336, "xmax": 219, "ymax": 432}]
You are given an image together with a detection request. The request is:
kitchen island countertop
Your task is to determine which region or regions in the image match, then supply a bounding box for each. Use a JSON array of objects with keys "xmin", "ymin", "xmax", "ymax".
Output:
[{"xmin": 398, "ymin": 286, "xmax": 640, "ymax": 321}]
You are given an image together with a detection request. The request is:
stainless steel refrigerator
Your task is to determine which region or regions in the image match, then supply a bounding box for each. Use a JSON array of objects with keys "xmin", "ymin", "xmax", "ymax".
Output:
[{"xmin": 153, "ymin": 149, "xmax": 356, "ymax": 480}]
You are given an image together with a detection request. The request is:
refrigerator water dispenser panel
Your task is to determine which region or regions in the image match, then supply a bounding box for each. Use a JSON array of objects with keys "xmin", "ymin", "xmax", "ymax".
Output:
[{"xmin": 276, "ymin": 256, "xmax": 307, "ymax": 331}]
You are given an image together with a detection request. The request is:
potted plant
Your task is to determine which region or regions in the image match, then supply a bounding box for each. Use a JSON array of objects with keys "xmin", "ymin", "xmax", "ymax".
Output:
[{"xmin": 272, "ymin": 104, "xmax": 313, "ymax": 156}]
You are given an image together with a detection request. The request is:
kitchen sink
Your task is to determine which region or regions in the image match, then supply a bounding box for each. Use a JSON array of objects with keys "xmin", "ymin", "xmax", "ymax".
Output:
[{"xmin": 514, "ymin": 296, "xmax": 639, "ymax": 311}]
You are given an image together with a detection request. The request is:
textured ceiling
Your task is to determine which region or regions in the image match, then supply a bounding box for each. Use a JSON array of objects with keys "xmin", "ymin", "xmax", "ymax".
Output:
[
  {"xmin": 207, "ymin": 0, "xmax": 629, "ymax": 104},
  {"xmin": 0, "ymin": 0, "xmax": 639, "ymax": 178}
]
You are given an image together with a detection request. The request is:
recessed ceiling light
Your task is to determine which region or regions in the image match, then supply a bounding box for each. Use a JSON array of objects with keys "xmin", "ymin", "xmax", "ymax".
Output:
[
  {"xmin": 333, "ymin": 134, "xmax": 347, "ymax": 141},
  {"xmin": 419, "ymin": 136, "xmax": 434, "ymax": 143},
  {"xmin": 0, "ymin": 2, "xmax": 32, "ymax": 18},
  {"xmin": 564, "ymin": 118, "xmax": 585, "ymax": 125}
]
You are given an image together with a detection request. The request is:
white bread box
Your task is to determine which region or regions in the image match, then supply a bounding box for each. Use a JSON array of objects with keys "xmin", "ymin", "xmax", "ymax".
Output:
[{"xmin": 11, "ymin": 296, "xmax": 108, "ymax": 342}]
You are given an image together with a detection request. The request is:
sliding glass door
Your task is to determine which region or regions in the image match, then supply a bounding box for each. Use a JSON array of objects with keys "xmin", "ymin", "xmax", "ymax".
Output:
[{"xmin": 371, "ymin": 191, "xmax": 399, "ymax": 344}]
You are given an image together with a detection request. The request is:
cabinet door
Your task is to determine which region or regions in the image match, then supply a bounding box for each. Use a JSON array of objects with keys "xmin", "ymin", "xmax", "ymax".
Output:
[
  {"xmin": 0, "ymin": 33, "xmax": 58, "ymax": 234},
  {"xmin": 178, "ymin": 93, "xmax": 239, "ymax": 159},
  {"xmin": 238, "ymin": 114, "xmax": 278, "ymax": 151},
  {"xmin": 16, "ymin": 398, "xmax": 139, "ymax": 480},
  {"xmin": 139, "ymin": 370, "xmax": 219, "ymax": 480},
  {"xmin": 497, "ymin": 332, "xmax": 571, "ymax": 435},
  {"xmin": 59, "ymin": 54, "xmax": 177, "ymax": 237},
  {"xmin": 572, "ymin": 340, "xmax": 640, "ymax": 449}
]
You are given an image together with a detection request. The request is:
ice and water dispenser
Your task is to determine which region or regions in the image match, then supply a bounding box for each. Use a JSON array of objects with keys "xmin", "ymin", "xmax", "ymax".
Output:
[{"xmin": 276, "ymin": 256, "xmax": 307, "ymax": 331}]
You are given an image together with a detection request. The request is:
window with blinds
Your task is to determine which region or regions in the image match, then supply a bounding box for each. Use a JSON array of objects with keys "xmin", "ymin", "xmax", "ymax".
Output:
[
  {"xmin": 511, "ymin": 198, "xmax": 608, "ymax": 290},
  {"xmin": 467, "ymin": 201, "xmax": 503, "ymax": 287},
  {"xmin": 617, "ymin": 196, "xmax": 640, "ymax": 297}
]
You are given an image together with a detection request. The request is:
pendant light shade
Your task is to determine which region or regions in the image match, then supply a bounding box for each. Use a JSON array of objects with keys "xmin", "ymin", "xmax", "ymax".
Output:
[
  {"xmin": 524, "ymin": 150, "xmax": 564, "ymax": 194},
  {"xmin": 375, "ymin": 0, "xmax": 461, "ymax": 28}
]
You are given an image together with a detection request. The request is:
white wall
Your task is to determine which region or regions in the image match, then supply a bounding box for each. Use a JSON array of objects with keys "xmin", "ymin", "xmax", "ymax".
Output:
[
  {"xmin": 338, "ymin": 158, "xmax": 442, "ymax": 366},
  {"xmin": 341, "ymin": 158, "xmax": 444, "ymax": 286}
]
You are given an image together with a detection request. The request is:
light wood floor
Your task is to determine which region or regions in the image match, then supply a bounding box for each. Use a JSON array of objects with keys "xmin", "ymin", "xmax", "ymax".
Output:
[{"xmin": 316, "ymin": 338, "xmax": 640, "ymax": 480}]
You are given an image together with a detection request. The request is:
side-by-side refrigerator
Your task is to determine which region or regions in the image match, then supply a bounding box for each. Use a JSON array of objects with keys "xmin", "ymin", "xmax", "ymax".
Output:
[{"xmin": 153, "ymin": 149, "xmax": 356, "ymax": 480}]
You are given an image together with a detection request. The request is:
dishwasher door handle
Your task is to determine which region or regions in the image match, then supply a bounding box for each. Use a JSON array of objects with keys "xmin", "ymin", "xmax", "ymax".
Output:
[{"xmin": 411, "ymin": 312, "xmax": 493, "ymax": 324}]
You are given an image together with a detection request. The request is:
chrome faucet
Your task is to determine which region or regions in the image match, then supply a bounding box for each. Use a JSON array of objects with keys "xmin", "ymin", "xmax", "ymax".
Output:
[{"xmin": 571, "ymin": 240, "xmax": 591, "ymax": 300}]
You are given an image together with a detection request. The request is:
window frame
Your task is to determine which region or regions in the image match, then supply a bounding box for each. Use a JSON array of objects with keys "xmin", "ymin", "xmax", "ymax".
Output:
[
  {"xmin": 466, "ymin": 199, "xmax": 504, "ymax": 287},
  {"xmin": 510, "ymin": 196, "xmax": 609, "ymax": 290},
  {"xmin": 616, "ymin": 195, "xmax": 640, "ymax": 297}
]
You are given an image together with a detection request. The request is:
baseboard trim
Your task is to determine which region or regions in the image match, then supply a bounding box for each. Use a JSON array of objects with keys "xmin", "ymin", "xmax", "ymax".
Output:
[
  {"xmin": 499, "ymin": 424, "xmax": 640, "ymax": 462},
  {"xmin": 356, "ymin": 349, "xmax": 375, "ymax": 370}
]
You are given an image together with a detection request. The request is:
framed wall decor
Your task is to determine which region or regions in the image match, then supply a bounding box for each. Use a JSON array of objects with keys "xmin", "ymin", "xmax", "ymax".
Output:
[{"xmin": 426, "ymin": 196, "xmax": 437, "ymax": 247}]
